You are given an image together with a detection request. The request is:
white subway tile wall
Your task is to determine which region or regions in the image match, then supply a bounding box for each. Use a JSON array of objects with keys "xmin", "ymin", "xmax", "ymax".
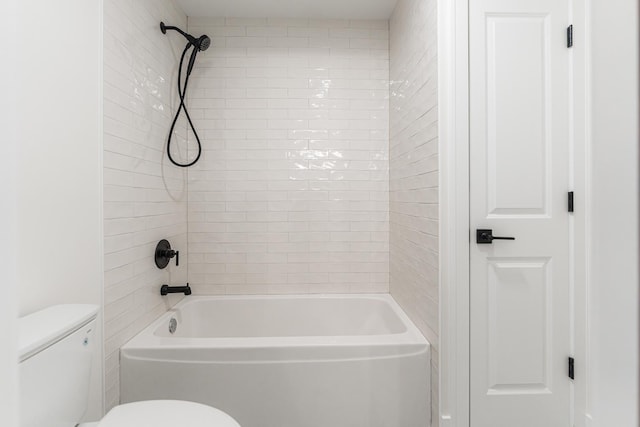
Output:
[
  {"xmin": 185, "ymin": 18, "xmax": 390, "ymax": 295},
  {"xmin": 389, "ymin": 0, "xmax": 439, "ymax": 424},
  {"xmin": 103, "ymin": 0, "xmax": 188, "ymax": 410}
]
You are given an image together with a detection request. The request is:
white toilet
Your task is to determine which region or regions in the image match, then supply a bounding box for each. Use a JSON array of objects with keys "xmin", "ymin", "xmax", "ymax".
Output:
[{"xmin": 18, "ymin": 304, "xmax": 241, "ymax": 427}]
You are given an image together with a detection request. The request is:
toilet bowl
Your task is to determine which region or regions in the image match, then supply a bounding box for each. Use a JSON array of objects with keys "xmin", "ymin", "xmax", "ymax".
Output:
[
  {"xmin": 79, "ymin": 400, "xmax": 240, "ymax": 427},
  {"xmin": 18, "ymin": 304, "xmax": 240, "ymax": 427}
]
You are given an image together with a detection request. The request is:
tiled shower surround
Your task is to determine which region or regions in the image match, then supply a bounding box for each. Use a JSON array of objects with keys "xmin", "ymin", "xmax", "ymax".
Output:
[
  {"xmin": 390, "ymin": 0, "xmax": 439, "ymax": 423},
  {"xmin": 103, "ymin": 0, "xmax": 188, "ymax": 410},
  {"xmin": 186, "ymin": 18, "xmax": 391, "ymax": 295},
  {"xmin": 103, "ymin": 0, "xmax": 439, "ymax": 417}
]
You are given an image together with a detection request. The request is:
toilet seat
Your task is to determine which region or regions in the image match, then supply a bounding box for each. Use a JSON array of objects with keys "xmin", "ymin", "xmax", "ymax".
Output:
[{"xmin": 93, "ymin": 400, "xmax": 241, "ymax": 427}]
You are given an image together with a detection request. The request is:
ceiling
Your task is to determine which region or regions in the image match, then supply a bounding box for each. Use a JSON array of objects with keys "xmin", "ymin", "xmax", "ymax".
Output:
[{"xmin": 175, "ymin": 0, "xmax": 399, "ymax": 20}]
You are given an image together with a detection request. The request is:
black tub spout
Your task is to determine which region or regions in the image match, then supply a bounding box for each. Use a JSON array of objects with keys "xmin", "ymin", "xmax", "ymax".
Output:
[{"xmin": 160, "ymin": 283, "xmax": 192, "ymax": 296}]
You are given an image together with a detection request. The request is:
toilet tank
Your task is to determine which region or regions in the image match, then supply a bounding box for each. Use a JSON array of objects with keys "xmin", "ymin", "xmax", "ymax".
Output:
[{"xmin": 18, "ymin": 304, "xmax": 99, "ymax": 427}]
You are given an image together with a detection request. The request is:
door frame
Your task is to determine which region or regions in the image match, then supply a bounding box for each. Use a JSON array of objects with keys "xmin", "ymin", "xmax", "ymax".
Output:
[{"xmin": 437, "ymin": 0, "xmax": 591, "ymax": 425}]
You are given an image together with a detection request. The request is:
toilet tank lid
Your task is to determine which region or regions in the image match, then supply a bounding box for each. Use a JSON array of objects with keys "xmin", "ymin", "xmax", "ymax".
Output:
[{"xmin": 19, "ymin": 304, "xmax": 99, "ymax": 362}]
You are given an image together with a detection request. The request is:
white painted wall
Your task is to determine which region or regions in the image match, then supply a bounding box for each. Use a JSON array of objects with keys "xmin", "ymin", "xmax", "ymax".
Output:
[
  {"xmin": 17, "ymin": 1, "xmax": 104, "ymax": 317},
  {"xmin": 589, "ymin": 0, "xmax": 639, "ymax": 425},
  {"xmin": 1, "ymin": 1, "xmax": 19, "ymax": 425},
  {"xmin": 15, "ymin": 0, "xmax": 104, "ymax": 420}
]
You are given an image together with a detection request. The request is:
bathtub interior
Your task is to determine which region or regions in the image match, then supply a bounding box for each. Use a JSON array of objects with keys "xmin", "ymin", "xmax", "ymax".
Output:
[{"xmin": 154, "ymin": 296, "xmax": 408, "ymax": 338}]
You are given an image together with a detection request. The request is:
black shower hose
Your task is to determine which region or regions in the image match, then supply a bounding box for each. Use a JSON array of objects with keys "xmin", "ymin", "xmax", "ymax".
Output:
[{"xmin": 166, "ymin": 43, "xmax": 202, "ymax": 168}]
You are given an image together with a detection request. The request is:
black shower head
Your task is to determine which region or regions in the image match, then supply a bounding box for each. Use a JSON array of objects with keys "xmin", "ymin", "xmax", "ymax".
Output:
[
  {"xmin": 160, "ymin": 22, "xmax": 211, "ymax": 51},
  {"xmin": 196, "ymin": 35, "xmax": 211, "ymax": 51}
]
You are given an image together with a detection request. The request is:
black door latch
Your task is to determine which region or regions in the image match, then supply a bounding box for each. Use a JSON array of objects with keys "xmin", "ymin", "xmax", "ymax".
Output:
[{"xmin": 476, "ymin": 229, "xmax": 516, "ymax": 244}]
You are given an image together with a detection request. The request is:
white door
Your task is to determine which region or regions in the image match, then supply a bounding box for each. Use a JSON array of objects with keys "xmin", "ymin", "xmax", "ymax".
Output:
[{"xmin": 469, "ymin": 0, "xmax": 574, "ymax": 425}]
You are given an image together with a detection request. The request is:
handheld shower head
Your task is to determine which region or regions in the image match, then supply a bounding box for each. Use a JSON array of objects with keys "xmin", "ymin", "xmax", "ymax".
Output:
[
  {"xmin": 160, "ymin": 22, "xmax": 211, "ymax": 51},
  {"xmin": 197, "ymin": 35, "xmax": 211, "ymax": 51},
  {"xmin": 159, "ymin": 22, "xmax": 210, "ymax": 168}
]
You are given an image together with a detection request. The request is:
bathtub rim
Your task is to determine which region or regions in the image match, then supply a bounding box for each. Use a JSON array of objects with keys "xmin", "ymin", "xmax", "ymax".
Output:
[{"xmin": 121, "ymin": 293, "xmax": 430, "ymax": 351}]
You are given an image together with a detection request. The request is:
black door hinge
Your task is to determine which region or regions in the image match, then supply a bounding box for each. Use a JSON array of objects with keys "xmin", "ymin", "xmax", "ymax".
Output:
[
  {"xmin": 568, "ymin": 357, "xmax": 575, "ymax": 380},
  {"xmin": 567, "ymin": 25, "xmax": 573, "ymax": 48},
  {"xmin": 568, "ymin": 191, "xmax": 574, "ymax": 213}
]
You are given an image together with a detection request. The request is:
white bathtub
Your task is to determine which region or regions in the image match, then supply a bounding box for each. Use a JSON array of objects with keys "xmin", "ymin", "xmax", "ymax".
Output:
[{"xmin": 120, "ymin": 294, "xmax": 430, "ymax": 427}]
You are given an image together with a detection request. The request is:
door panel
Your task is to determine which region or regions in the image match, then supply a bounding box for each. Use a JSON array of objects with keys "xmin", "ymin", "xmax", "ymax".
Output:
[
  {"xmin": 470, "ymin": 0, "xmax": 572, "ymax": 425},
  {"xmin": 486, "ymin": 14, "xmax": 551, "ymax": 217},
  {"xmin": 487, "ymin": 257, "xmax": 551, "ymax": 393}
]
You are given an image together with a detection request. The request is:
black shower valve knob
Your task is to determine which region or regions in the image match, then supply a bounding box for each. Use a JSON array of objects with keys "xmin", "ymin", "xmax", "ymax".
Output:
[
  {"xmin": 155, "ymin": 239, "xmax": 180, "ymax": 269},
  {"xmin": 162, "ymin": 249, "xmax": 179, "ymax": 266}
]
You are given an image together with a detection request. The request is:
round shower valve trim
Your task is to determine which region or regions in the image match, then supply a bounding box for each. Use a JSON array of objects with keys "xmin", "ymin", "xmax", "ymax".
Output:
[{"xmin": 155, "ymin": 239, "xmax": 179, "ymax": 269}]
